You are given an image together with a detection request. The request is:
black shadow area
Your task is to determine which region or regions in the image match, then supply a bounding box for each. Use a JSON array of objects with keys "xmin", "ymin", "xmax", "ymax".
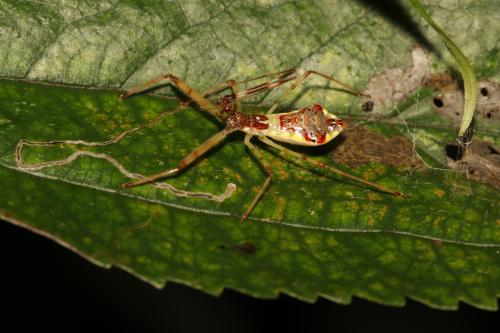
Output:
[
  {"xmin": 355, "ymin": 0, "xmax": 439, "ymax": 55},
  {"xmin": 1, "ymin": 219, "xmax": 499, "ymax": 333}
]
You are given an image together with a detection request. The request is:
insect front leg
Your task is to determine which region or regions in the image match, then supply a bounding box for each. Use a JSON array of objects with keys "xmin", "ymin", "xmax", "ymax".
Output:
[
  {"xmin": 201, "ymin": 79, "xmax": 241, "ymax": 112},
  {"xmin": 258, "ymin": 136, "xmax": 405, "ymax": 197},
  {"xmin": 266, "ymin": 69, "xmax": 370, "ymax": 115},
  {"xmin": 120, "ymin": 73, "xmax": 222, "ymax": 121},
  {"xmin": 241, "ymin": 134, "xmax": 273, "ymax": 221},
  {"xmin": 120, "ymin": 128, "xmax": 235, "ymax": 189}
]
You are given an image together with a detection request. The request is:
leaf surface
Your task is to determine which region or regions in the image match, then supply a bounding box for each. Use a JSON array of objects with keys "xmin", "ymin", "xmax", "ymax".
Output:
[{"xmin": 0, "ymin": 0, "xmax": 499, "ymax": 309}]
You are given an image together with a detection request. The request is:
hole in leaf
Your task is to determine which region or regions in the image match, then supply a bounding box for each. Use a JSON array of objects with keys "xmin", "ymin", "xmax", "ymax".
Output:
[
  {"xmin": 445, "ymin": 144, "xmax": 464, "ymax": 161},
  {"xmin": 362, "ymin": 101, "xmax": 374, "ymax": 112},
  {"xmin": 433, "ymin": 97, "xmax": 444, "ymax": 107}
]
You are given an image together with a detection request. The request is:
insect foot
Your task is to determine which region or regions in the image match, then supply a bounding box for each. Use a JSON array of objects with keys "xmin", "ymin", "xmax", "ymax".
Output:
[{"xmin": 394, "ymin": 191, "xmax": 408, "ymax": 198}]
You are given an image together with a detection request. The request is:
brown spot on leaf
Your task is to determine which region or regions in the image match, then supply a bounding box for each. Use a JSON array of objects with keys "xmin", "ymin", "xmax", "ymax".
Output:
[
  {"xmin": 234, "ymin": 242, "xmax": 256, "ymax": 255},
  {"xmin": 330, "ymin": 125, "xmax": 423, "ymax": 169},
  {"xmin": 363, "ymin": 46, "xmax": 431, "ymax": 112}
]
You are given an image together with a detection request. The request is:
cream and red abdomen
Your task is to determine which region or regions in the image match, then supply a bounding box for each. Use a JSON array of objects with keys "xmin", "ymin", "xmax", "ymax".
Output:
[{"xmin": 243, "ymin": 104, "xmax": 344, "ymax": 146}]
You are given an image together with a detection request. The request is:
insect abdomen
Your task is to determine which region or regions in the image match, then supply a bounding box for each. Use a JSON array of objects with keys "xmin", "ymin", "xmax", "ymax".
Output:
[{"xmin": 252, "ymin": 104, "xmax": 344, "ymax": 146}]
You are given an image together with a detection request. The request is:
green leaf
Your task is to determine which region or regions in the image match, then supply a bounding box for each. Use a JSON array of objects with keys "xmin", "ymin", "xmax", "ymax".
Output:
[{"xmin": 0, "ymin": 0, "xmax": 499, "ymax": 309}]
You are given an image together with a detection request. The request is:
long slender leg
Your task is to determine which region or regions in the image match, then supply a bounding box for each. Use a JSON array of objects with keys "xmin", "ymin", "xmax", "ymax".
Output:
[
  {"xmin": 258, "ymin": 136, "xmax": 405, "ymax": 197},
  {"xmin": 238, "ymin": 68, "xmax": 296, "ymax": 85},
  {"xmin": 177, "ymin": 79, "xmax": 241, "ymax": 113},
  {"xmin": 120, "ymin": 73, "xmax": 222, "ymax": 121},
  {"xmin": 120, "ymin": 128, "xmax": 235, "ymax": 189},
  {"xmin": 242, "ymin": 134, "xmax": 273, "ymax": 221},
  {"xmin": 202, "ymin": 80, "xmax": 238, "ymax": 98},
  {"xmin": 200, "ymin": 69, "xmax": 296, "ymax": 108},
  {"xmin": 235, "ymin": 69, "xmax": 296, "ymax": 101},
  {"xmin": 266, "ymin": 69, "xmax": 370, "ymax": 115},
  {"xmin": 190, "ymin": 69, "xmax": 297, "ymax": 110}
]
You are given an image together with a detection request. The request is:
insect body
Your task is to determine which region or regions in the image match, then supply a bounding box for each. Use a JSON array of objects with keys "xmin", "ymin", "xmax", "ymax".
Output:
[
  {"xmin": 240, "ymin": 104, "xmax": 344, "ymax": 146},
  {"xmin": 119, "ymin": 68, "xmax": 404, "ymax": 221}
]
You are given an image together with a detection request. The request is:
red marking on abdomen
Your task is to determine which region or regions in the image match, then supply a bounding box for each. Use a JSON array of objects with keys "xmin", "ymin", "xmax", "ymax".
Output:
[
  {"xmin": 279, "ymin": 114, "xmax": 292, "ymax": 129},
  {"xmin": 313, "ymin": 104, "xmax": 323, "ymax": 112},
  {"xmin": 280, "ymin": 109, "xmax": 328, "ymax": 144},
  {"xmin": 303, "ymin": 132, "xmax": 326, "ymax": 144},
  {"xmin": 315, "ymin": 133, "xmax": 326, "ymax": 144}
]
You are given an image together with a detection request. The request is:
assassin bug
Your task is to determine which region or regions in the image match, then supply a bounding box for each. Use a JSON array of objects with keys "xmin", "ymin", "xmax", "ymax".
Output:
[{"xmin": 119, "ymin": 68, "xmax": 404, "ymax": 221}]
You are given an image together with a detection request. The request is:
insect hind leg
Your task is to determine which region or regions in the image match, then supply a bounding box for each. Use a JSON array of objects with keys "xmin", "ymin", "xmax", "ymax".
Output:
[
  {"xmin": 241, "ymin": 134, "xmax": 273, "ymax": 221},
  {"xmin": 258, "ymin": 136, "xmax": 405, "ymax": 197}
]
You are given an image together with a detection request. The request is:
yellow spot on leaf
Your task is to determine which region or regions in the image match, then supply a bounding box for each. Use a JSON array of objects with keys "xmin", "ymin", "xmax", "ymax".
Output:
[
  {"xmin": 349, "ymin": 201, "xmax": 359, "ymax": 210},
  {"xmin": 373, "ymin": 165, "xmax": 385, "ymax": 175},
  {"xmin": 362, "ymin": 169, "xmax": 376, "ymax": 180},
  {"xmin": 378, "ymin": 205, "xmax": 388, "ymax": 220},
  {"xmin": 367, "ymin": 192, "xmax": 382, "ymax": 201},
  {"xmin": 277, "ymin": 170, "xmax": 289, "ymax": 179},
  {"xmin": 272, "ymin": 196, "xmax": 286, "ymax": 221},
  {"xmin": 434, "ymin": 189, "xmax": 445, "ymax": 198},
  {"xmin": 433, "ymin": 216, "xmax": 445, "ymax": 226}
]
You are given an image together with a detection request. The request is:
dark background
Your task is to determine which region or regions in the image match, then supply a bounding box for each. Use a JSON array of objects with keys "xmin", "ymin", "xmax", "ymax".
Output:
[{"xmin": 1, "ymin": 220, "xmax": 498, "ymax": 332}]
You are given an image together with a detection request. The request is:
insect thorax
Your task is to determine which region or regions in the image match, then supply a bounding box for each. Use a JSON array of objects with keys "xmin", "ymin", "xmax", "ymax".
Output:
[
  {"xmin": 226, "ymin": 111, "xmax": 269, "ymax": 130},
  {"xmin": 217, "ymin": 95, "xmax": 269, "ymax": 130}
]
